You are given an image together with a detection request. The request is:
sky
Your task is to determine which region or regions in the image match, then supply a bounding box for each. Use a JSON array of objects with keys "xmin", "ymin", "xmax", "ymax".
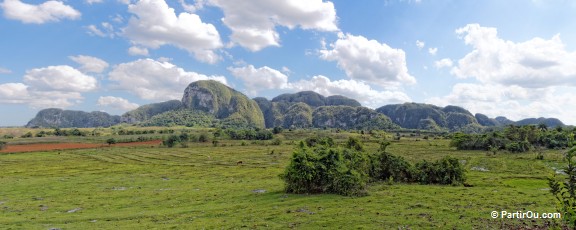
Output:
[{"xmin": 1, "ymin": 0, "xmax": 576, "ymax": 126}]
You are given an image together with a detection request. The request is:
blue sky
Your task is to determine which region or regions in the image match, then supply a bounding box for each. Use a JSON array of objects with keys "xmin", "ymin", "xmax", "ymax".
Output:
[{"xmin": 1, "ymin": 0, "xmax": 576, "ymax": 126}]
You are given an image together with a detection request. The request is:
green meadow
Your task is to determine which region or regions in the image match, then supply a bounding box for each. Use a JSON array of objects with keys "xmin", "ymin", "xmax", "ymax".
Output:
[{"xmin": 0, "ymin": 129, "xmax": 564, "ymax": 229}]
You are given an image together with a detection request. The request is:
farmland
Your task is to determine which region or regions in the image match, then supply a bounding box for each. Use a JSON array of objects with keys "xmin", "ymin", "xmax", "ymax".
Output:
[{"xmin": 0, "ymin": 127, "xmax": 566, "ymax": 229}]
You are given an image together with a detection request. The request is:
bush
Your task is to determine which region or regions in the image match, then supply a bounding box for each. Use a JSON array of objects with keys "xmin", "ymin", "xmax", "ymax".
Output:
[
  {"xmin": 0, "ymin": 141, "xmax": 6, "ymax": 150},
  {"xmin": 281, "ymin": 140, "xmax": 369, "ymax": 196},
  {"xmin": 198, "ymin": 133, "xmax": 208, "ymax": 142},
  {"xmin": 106, "ymin": 138, "xmax": 117, "ymax": 146},
  {"xmin": 163, "ymin": 135, "xmax": 180, "ymax": 148},
  {"xmin": 549, "ymin": 147, "xmax": 576, "ymax": 227},
  {"xmin": 369, "ymin": 143, "xmax": 414, "ymax": 183},
  {"xmin": 271, "ymin": 138, "xmax": 282, "ymax": 145},
  {"xmin": 414, "ymin": 156, "xmax": 466, "ymax": 185},
  {"xmin": 21, "ymin": 132, "xmax": 33, "ymax": 138}
]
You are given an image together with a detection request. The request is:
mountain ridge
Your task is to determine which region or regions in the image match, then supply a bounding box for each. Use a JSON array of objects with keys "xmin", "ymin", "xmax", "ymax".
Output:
[{"xmin": 26, "ymin": 80, "xmax": 567, "ymax": 130}]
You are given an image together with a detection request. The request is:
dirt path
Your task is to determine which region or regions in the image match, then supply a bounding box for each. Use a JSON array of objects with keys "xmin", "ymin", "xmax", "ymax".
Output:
[{"xmin": 0, "ymin": 140, "xmax": 162, "ymax": 153}]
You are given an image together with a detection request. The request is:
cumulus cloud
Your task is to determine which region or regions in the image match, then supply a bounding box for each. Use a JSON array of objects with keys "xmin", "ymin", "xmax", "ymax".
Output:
[
  {"xmin": 128, "ymin": 46, "xmax": 149, "ymax": 56},
  {"xmin": 97, "ymin": 96, "xmax": 140, "ymax": 111},
  {"xmin": 320, "ymin": 33, "xmax": 416, "ymax": 86},
  {"xmin": 86, "ymin": 0, "xmax": 104, "ymax": 4},
  {"xmin": 0, "ymin": 83, "xmax": 29, "ymax": 103},
  {"xmin": 228, "ymin": 65, "xmax": 289, "ymax": 94},
  {"xmin": 290, "ymin": 75, "xmax": 411, "ymax": 108},
  {"xmin": 1, "ymin": 0, "xmax": 81, "ymax": 24},
  {"xmin": 428, "ymin": 47, "xmax": 437, "ymax": 55},
  {"xmin": 427, "ymin": 83, "xmax": 576, "ymax": 125},
  {"xmin": 435, "ymin": 58, "xmax": 453, "ymax": 69},
  {"xmin": 451, "ymin": 23, "xmax": 576, "ymax": 88},
  {"xmin": 0, "ymin": 65, "xmax": 96, "ymax": 108},
  {"xmin": 108, "ymin": 58, "xmax": 227, "ymax": 101},
  {"xmin": 69, "ymin": 55, "xmax": 109, "ymax": 73},
  {"xmin": 123, "ymin": 0, "xmax": 222, "ymax": 63},
  {"xmin": 208, "ymin": 0, "xmax": 338, "ymax": 51},
  {"xmin": 416, "ymin": 40, "xmax": 425, "ymax": 49},
  {"xmin": 23, "ymin": 65, "xmax": 97, "ymax": 92}
]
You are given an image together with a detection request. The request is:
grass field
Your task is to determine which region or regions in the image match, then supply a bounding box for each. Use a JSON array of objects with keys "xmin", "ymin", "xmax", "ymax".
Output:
[{"xmin": 0, "ymin": 129, "xmax": 566, "ymax": 229}]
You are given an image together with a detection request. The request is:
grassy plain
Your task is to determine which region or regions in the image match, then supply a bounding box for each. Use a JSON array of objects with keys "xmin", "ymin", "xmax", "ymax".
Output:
[{"xmin": 0, "ymin": 129, "xmax": 565, "ymax": 229}]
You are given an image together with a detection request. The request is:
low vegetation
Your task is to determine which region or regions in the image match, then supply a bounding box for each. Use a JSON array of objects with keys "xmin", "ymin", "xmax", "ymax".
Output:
[
  {"xmin": 282, "ymin": 137, "xmax": 466, "ymax": 196},
  {"xmin": 0, "ymin": 126, "xmax": 572, "ymax": 228}
]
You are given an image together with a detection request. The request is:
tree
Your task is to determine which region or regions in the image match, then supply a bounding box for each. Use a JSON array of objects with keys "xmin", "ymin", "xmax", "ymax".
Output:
[{"xmin": 106, "ymin": 138, "xmax": 117, "ymax": 146}]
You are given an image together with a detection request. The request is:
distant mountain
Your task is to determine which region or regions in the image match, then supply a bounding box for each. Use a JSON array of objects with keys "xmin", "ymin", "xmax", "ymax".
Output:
[
  {"xmin": 475, "ymin": 113, "xmax": 500, "ymax": 126},
  {"xmin": 271, "ymin": 91, "xmax": 361, "ymax": 107},
  {"xmin": 515, "ymin": 117, "xmax": 564, "ymax": 127},
  {"xmin": 122, "ymin": 100, "xmax": 182, "ymax": 123},
  {"xmin": 181, "ymin": 80, "xmax": 266, "ymax": 128},
  {"xmin": 313, "ymin": 106, "xmax": 399, "ymax": 130},
  {"xmin": 254, "ymin": 92, "xmax": 388, "ymax": 129},
  {"xmin": 26, "ymin": 108, "xmax": 120, "ymax": 128},
  {"xmin": 25, "ymin": 81, "xmax": 567, "ymax": 130},
  {"xmin": 376, "ymin": 103, "xmax": 448, "ymax": 129},
  {"xmin": 495, "ymin": 116, "xmax": 514, "ymax": 126}
]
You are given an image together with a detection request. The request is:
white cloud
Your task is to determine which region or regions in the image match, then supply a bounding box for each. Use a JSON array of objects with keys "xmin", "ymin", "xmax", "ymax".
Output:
[
  {"xmin": 97, "ymin": 96, "xmax": 140, "ymax": 111},
  {"xmin": 290, "ymin": 75, "xmax": 411, "ymax": 108},
  {"xmin": 128, "ymin": 46, "xmax": 150, "ymax": 56},
  {"xmin": 23, "ymin": 65, "xmax": 98, "ymax": 92},
  {"xmin": 29, "ymin": 91, "xmax": 83, "ymax": 108},
  {"xmin": 0, "ymin": 67, "xmax": 12, "ymax": 74},
  {"xmin": 86, "ymin": 0, "xmax": 104, "ymax": 4},
  {"xmin": 0, "ymin": 65, "xmax": 96, "ymax": 109},
  {"xmin": 320, "ymin": 33, "xmax": 416, "ymax": 86},
  {"xmin": 86, "ymin": 25, "xmax": 106, "ymax": 37},
  {"xmin": 1, "ymin": 0, "xmax": 81, "ymax": 24},
  {"xmin": 0, "ymin": 83, "xmax": 29, "ymax": 103},
  {"xmin": 428, "ymin": 47, "xmax": 437, "ymax": 55},
  {"xmin": 208, "ymin": 0, "xmax": 338, "ymax": 51},
  {"xmin": 434, "ymin": 58, "xmax": 453, "ymax": 69},
  {"xmin": 123, "ymin": 0, "xmax": 222, "ymax": 63},
  {"xmin": 179, "ymin": 0, "xmax": 204, "ymax": 12},
  {"xmin": 451, "ymin": 23, "xmax": 576, "ymax": 88},
  {"xmin": 416, "ymin": 40, "xmax": 425, "ymax": 49},
  {"xmin": 228, "ymin": 65, "xmax": 289, "ymax": 94},
  {"xmin": 69, "ymin": 55, "xmax": 109, "ymax": 73},
  {"xmin": 427, "ymin": 83, "xmax": 576, "ymax": 125},
  {"xmin": 108, "ymin": 58, "xmax": 227, "ymax": 101}
]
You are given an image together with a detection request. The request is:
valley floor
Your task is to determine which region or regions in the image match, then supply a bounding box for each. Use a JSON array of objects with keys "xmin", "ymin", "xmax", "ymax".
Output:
[{"xmin": 0, "ymin": 130, "xmax": 564, "ymax": 229}]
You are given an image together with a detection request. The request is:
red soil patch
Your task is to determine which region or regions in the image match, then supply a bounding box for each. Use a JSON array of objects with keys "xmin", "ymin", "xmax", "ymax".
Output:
[{"xmin": 0, "ymin": 140, "xmax": 162, "ymax": 153}]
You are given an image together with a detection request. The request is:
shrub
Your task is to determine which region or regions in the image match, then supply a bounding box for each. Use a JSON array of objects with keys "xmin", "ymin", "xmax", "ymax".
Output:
[
  {"xmin": 0, "ymin": 141, "xmax": 6, "ymax": 150},
  {"xmin": 281, "ymin": 140, "xmax": 369, "ymax": 196},
  {"xmin": 163, "ymin": 135, "xmax": 180, "ymax": 148},
  {"xmin": 414, "ymin": 156, "xmax": 466, "ymax": 185},
  {"xmin": 548, "ymin": 147, "xmax": 576, "ymax": 227},
  {"xmin": 106, "ymin": 138, "xmax": 117, "ymax": 146},
  {"xmin": 271, "ymin": 138, "xmax": 282, "ymax": 145},
  {"xmin": 369, "ymin": 144, "xmax": 414, "ymax": 183},
  {"xmin": 198, "ymin": 133, "xmax": 208, "ymax": 142}
]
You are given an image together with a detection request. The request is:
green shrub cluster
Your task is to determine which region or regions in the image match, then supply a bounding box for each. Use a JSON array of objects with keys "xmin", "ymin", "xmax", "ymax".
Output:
[
  {"xmin": 162, "ymin": 133, "xmax": 207, "ymax": 148},
  {"xmin": 282, "ymin": 137, "xmax": 466, "ymax": 196},
  {"xmin": 225, "ymin": 128, "xmax": 273, "ymax": 140},
  {"xmin": 0, "ymin": 141, "xmax": 6, "ymax": 150},
  {"xmin": 450, "ymin": 125, "xmax": 575, "ymax": 152},
  {"xmin": 282, "ymin": 138, "xmax": 369, "ymax": 196},
  {"xmin": 548, "ymin": 147, "xmax": 576, "ymax": 227}
]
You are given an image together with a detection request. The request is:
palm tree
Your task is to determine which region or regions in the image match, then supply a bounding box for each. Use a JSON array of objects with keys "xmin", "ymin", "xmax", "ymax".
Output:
[{"xmin": 538, "ymin": 123, "xmax": 548, "ymax": 132}]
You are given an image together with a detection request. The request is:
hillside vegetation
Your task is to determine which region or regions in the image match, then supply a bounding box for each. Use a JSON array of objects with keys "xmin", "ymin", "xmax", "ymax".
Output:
[
  {"xmin": 25, "ymin": 81, "xmax": 567, "ymax": 130},
  {"xmin": 26, "ymin": 108, "xmax": 120, "ymax": 128}
]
